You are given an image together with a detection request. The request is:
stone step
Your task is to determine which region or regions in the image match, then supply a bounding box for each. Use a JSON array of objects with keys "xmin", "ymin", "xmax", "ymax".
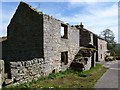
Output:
[{"xmin": 4, "ymin": 79, "xmax": 13, "ymax": 85}]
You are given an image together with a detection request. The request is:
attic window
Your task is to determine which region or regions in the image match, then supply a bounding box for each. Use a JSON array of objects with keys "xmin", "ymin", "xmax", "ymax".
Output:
[{"xmin": 61, "ymin": 24, "xmax": 68, "ymax": 39}]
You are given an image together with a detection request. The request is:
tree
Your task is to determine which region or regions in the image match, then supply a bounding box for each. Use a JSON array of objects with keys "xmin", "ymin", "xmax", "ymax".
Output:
[
  {"xmin": 100, "ymin": 29, "xmax": 116, "ymax": 57},
  {"xmin": 100, "ymin": 29, "xmax": 115, "ymax": 43}
]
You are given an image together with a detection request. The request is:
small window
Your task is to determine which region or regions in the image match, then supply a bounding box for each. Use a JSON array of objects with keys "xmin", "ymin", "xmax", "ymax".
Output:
[
  {"xmin": 101, "ymin": 54, "xmax": 102, "ymax": 59},
  {"xmin": 100, "ymin": 44, "xmax": 102, "ymax": 50},
  {"xmin": 61, "ymin": 51, "xmax": 68, "ymax": 65},
  {"xmin": 61, "ymin": 24, "xmax": 68, "ymax": 39},
  {"xmin": 84, "ymin": 58, "xmax": 88, "ymax": 65}
]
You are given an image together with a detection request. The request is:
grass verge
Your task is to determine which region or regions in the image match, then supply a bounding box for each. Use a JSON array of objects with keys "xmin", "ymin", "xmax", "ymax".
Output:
[{"xmin": 3, "ymin": 64, "xmax": 107, "ymax": 89}]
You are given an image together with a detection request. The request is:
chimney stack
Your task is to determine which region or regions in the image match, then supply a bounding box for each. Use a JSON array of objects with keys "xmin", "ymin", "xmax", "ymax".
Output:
[{"xmin": 80, "ymin": 22, "xmax": 84, "ymax": 28}]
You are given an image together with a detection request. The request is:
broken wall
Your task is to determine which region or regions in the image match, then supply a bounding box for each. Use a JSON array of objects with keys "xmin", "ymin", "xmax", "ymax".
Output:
[
  {"xmin": 7, "ymin": 2, "xmax": 44, "ymax": 61},
  {"xmin": 4, "ymin": 2, "xmax": 45, "ymax": 82},
  {"xmin": 43, "ymin": 14, "xmax": 79, "ymax": 74}
]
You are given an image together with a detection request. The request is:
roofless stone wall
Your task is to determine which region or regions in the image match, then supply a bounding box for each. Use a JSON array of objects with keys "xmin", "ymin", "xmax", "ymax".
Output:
[
  {"xmin": 7, "ymin": 2, "xmax": 44, "ymax": 61},
  {"xmin": 1, "ymin": 1, "xmax": 107, "ymax": 85},
  {"xmin": 3, "ymin": 2, "xmax": 79, "ymax": 84},
  {"xmin": 43, "ymin": 14, "xmax": 79, "ymax": 74},
  {"xmin": 3, "ymin": 2, "xmax": 45, "ymax": 83}
]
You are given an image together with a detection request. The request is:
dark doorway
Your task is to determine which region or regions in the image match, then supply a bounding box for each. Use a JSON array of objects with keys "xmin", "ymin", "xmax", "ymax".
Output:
[
  {"xmin": 61, "ymin": 51, "xmax": 68, "ymax": 65},
  {"xmin": 91, "ymin": 53, "xmax": 95, "ymax": 67}
]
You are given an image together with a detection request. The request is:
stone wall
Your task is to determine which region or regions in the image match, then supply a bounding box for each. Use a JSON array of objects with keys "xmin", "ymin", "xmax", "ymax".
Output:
[
  {"xmin": 2, "ymin": 2, "xmax": 80, "ymax": 83},
  {"xmin": 7, "ymin": 2, "xmax": 44, "ymax": 61},
  {"xmin": 10, "ymin": 58, "xmax": 44, "ymax": 83},
  {"xmin": 0, "ymin": 39, "xmax": 2, "ymax": 60},
  {"xmin": 0, "ymin": 37, "xmax": 7, "ymax": 60},
  {"xmin": 43, "ymin": 14, "xmax": 79, "ymax": 74},
  {"xmin": 0, "ymin": 60, "xmax": 4, "ymax": 88},
  {"xmin": 79, "ymin": 28, "xmax": 91, "ymax": 47},
  {"xmin": 98, "ymin": 38, "xmax": 107, "ymax": 61},
  {"xmin": 1, "ymin": 2, "xmax": 108, "ymax": 85}
]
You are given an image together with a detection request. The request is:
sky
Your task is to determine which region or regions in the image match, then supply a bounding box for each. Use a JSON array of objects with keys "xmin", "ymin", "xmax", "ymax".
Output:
[{"xmin": 0, "ymin": 0, "xmax": 119, "ymax": 43}]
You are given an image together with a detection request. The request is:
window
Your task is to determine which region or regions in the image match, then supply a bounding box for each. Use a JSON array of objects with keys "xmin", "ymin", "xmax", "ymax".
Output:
[
  {"xmin": 101, "ymin": 54, "xmax": 102, "ymax": 59},
  {"xmin": 100, "ymin": 44, "xmax": 102, "ymax": 50},
  {"xmin": 84, "ymin": 58, "xmax": 88, "ymax": 65},
  {"xmin": 61, "ymin": 24, "xmax": 68, "ymax": 39},
  {"xmin": 61, "ymin": 51, "xmax": 68, "ymax": 65}
]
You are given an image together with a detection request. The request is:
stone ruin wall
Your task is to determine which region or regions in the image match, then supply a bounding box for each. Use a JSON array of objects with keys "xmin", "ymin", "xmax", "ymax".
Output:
[
  {"xmin": 9, "ymin": 14, "xmax": 80, "ymax": 83},
  {"xmin": 7, "ymin": 2, "xmax": 44, "ymax": 61},
  {"xmin": 43, "ymin": 14, "xmax": 79, "ymax": 74},
  {"xmin": 2, "ymin": 2, "xmax": 80, "ymax": 84},
  {"xmin": 4, "ymin": 2, "xmax": 45, "ymax": 83}
]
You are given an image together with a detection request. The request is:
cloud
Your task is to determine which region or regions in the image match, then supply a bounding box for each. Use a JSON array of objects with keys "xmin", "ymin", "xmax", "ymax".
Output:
[
  {"xmin": 53, "ymin": 2, "xmax": 118, "ymax": 42},
  {"xmin": 0, "ymin": 11, "xmax": 15, "ymax": 36},
  {"xmin": 68, "ymin": 0, "xmax": 119, "ymax": 2},
  {"xmin": 0, "ymin": 2, "xmax": 118, "ymax": 42},
  {"xmin": 0, "ymin": 2, "xmax": 2, "ymax": 37},
  {"xmin": 1, "ymin": 0, "xmax": 119, "ymax": 2},
  {"xmin": 0, "ymin": 2, "xmax": 18, "ymax": 36}
]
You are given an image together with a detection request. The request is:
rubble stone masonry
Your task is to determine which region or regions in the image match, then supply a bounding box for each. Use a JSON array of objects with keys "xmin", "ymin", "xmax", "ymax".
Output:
[{"xmin": 3, "ymin": 2, "xmax": 79, "ymax": 83}]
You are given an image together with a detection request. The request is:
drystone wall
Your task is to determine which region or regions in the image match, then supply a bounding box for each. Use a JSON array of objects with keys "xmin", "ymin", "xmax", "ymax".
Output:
[{"xmin": 10, "ymin": 58, "xmax": 45, "ymax": 83}]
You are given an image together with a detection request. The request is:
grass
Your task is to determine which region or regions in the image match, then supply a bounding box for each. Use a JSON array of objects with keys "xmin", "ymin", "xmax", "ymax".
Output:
[{"xmin": 3, "ymin": 64, "xmax": 107, "ymax": 89}]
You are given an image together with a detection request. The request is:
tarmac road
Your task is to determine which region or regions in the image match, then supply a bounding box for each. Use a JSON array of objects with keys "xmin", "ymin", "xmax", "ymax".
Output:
[{"xmin": 94, "ymin": 60, "xmax": 120, "ymax": 89}]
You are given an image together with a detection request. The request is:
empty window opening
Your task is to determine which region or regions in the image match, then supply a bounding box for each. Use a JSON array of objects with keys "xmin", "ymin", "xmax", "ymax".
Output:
[
  {"xmin": 101, "ymin": 54, "xmax": 102, "ymax": 59},
  {"xmin": 61, "ymin": 24, "xmax": 68, "ymax": 39},
  {"xmin": 61, "ymin": 51, "xmax": 68, "ymax": 65},
  {"xmin": 84, "ymin": 58, "xmax": 88, "ymax": 65},
  {"xmin": 52, "ymin": 69, "xmax": 55, "ymax": 73}
]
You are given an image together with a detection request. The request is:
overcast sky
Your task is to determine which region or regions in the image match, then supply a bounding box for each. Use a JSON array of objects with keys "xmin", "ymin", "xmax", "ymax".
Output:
[{"xmin": 0, "ymin": 0, "xmax": 119, "ymax": 43}]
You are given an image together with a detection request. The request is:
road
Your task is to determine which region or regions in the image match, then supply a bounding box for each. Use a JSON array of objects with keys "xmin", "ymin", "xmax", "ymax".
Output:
[{"xmin": 94, "ymin": 60, "xmax": 120, "ymax": 89}]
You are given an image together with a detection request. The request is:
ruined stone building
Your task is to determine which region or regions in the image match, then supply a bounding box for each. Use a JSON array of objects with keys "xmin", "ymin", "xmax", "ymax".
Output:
[{"xmin": 0, "ymin": 2, "xmax": 108, "ymax": 85}]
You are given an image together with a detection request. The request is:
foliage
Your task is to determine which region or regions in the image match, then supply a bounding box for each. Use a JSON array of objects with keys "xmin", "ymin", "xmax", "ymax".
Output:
[
  {"xmin": 114, "ymin": 44, "xmax": 120, "ymax": 59},
  {"xmin": 100, "ymin": 29, "xmax": 118, "ymax": 58},
  {"xmin": 100, "ymin": 29, "xmax": 115, "ymax": 43}
]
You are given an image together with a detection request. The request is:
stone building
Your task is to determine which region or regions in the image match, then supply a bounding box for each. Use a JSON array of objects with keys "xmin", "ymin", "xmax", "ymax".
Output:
[
  {"xmin": 75, "ymin": 23, "xmax": 97, "ymax": 70},
  {"xmin": 2, "ymin": 2, "xmax": 79, "ymax": 82},
  {"xmin": 1, "ymin": 1, "xmax": 108, "ymax": 84},
  {"xmin": 75, "ymin": 23, "xmax": 107, "ymax": 66},
  {"xmin": 97, "ymin": 38, "xmax": 108, "ymax": 61}
]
